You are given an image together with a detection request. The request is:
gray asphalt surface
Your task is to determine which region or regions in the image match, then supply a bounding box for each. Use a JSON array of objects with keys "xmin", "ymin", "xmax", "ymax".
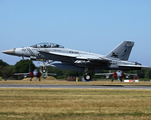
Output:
[{"xmin": 0, "ymin": 84, "xmax": 151, "ymax": 89}]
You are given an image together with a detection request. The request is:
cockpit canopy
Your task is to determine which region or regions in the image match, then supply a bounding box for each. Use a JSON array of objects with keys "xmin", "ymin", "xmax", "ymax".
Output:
[{"xmin": 30, "ymin": 43, "xmax": 64, "ymax": 48}]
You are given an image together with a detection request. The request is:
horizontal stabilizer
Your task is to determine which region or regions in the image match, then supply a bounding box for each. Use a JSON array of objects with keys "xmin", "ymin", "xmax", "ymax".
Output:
[{"xmin": 118, "ymin": 64, "xmax": 150, "ymax": 68}]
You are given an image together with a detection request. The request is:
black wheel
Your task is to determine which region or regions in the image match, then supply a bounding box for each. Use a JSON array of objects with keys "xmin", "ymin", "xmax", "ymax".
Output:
[
  {"xmin": 42, "ymin": 69, "xmax": 47, "ymax": 73},
  {"xmin": 84, "ymin": 74, "xmax": 91, "ymax": 81},
  {"xmin": 43, "ymin": 75, "xmax": 47, "ymax": 79}
]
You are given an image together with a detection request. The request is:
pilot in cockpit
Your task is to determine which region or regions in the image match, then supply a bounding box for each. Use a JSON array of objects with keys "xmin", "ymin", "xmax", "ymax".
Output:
[
  {"xmin": 37, "ymin": 44, "xmax": 40, "ymax": 48},
  {"xmin": 48, "ymin": 45, "xmax": 51, "ymax": 48},
  {"xmin": 53, "ymin": 44, "xmax": 59, "ymax": 48}
]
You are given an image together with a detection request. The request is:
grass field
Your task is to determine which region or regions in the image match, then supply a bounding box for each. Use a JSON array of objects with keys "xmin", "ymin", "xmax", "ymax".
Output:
[{"xmin": 0, "ymin": 88, "xmax": 151, "ymax": 120}]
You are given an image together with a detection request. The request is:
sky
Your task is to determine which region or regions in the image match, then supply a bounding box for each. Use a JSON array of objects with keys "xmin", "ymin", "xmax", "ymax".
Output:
[{"xmin": 0, "ymin": 0, "xmax": 151, "ymax": 66}]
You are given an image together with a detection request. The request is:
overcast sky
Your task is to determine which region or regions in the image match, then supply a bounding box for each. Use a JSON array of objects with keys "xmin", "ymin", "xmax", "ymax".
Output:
[{"xmin": 0, "ymin": 0, "xmax": 151, "ymax": 66}]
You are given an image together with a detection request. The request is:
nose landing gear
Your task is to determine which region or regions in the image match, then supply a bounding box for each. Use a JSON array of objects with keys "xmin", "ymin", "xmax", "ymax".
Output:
[{"xmin": 42, "ymin": 68, "xmax": 47, "ymax": 73}]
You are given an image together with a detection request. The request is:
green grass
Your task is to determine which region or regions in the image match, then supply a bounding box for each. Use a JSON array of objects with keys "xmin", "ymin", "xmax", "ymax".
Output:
[{"xmin": 0, "ymin": 88, "xmax": 151, "ymax": 120}]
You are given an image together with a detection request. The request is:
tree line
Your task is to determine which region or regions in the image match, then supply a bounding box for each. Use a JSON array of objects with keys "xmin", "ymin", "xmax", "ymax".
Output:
[{"xmin": 0, "ymin": 59, "xmax": 151, "ymax": 80}]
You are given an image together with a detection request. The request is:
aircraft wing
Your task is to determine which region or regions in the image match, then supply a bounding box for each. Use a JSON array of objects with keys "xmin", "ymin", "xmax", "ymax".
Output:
[
  {"xmin": 95, "ymin": 73, "xmax": 113, "ymax": 75},
  {"xmin": 39, "ymin": 51, "xmax": 110, "ymax": 64},
  {"xmin": 96, "ymin": 72, "xmax": 137, "ymax": 76},
  {"xmin": 14, "ymin": 73, "xmax": 30, "ymax": 75},
  {"xmin": 76, "ymin": 56, "xmax": 110, "ymax": 62},
  {"xmin": 39, "ymin": 51, "xmax": 78, "ymax": 58},
  {"xmin": 124, "ymin": 73, "xmax": 137, "ymax": 76},
  {"xmin": 14, "ymin": 73, "xmax": 30, "ymax": 78},
  {"xmin": 95, "ymin": 73, "xmax": 113, "ymax": 78}
]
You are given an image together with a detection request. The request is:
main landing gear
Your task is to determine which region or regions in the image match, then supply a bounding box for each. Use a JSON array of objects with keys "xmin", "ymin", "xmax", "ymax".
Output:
[
  {"xmin": 39, "ymin": 62, "xmax": 47, "ymax": 73},
  {"xmin": 84, "ymin": 74, "xmax": 91, "ymax": 81},
  {"xmin": 39, "ymin": 60, "xmax": 54, "ymax": 73},
  {"xmin": 84, "ymin": 68, "xmax": 92, "ymax": 81}
]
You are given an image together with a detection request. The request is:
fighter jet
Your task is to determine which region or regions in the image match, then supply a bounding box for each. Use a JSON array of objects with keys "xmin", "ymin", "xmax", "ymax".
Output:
[
  {"xmin": 14, "ymin": 68, "xmax": 56, "ymax": 81},
  {"xmin": 14, "ymin": 69, "xmax": 42, "ymax": 81},
  {"xmin": 96, "ymin": 70, "xmax": 137, "ymax": 82},
  {"xmin": 2, "ymin": 41, "xmax": 148, "ymax": 80}
]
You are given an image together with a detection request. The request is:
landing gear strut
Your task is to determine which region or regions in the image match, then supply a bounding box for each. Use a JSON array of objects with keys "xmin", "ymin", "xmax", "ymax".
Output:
[{"xmin": 39, "ymin": 60, "xmax": 54, "ymax": 73}]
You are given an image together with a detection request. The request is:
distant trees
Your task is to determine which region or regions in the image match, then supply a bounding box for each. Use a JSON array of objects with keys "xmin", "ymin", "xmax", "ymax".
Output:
[
  {"xmin": 0, "ymin": 59, "xmax": 14, "ymax": 79},
  {"xmin": 145, "ymin": 69, "xmax": 151, "ymax": 80},
  {"xmin": 137, "ymin": 68, "xmax": 151, "ymax": 80},
  {"xmin": 15, "ymin": 59, "xmax": 36, "ymax": 73},
  {"xmin": 0, "ymin": 59, "xmax": 151, "ymax": 80},
  {"xmin": 46, "ymin": 66, "xmax": 83, "ymax": 79},
  {"xmin": 1, "ymin": 66, "xmax": 14, "ymax": 79},
  {"xmin": 0, "ymin": 59, "xmax": 8, "ymax": 66},
  {"xmin": 0, "ymin": 59, "xmax": 36, "ymax": 79}
]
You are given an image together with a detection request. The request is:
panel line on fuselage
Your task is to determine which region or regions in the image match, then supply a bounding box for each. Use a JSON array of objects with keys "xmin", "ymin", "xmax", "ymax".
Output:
[{"xmin": 27, "ymin": 47, "xmax": 35, "ymax": 56}]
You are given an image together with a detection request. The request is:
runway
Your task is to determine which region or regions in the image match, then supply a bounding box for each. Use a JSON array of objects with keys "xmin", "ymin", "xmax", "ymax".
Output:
[{"xmin": 0, "ymin": 84, "xmax": 151, "ymax": 89}]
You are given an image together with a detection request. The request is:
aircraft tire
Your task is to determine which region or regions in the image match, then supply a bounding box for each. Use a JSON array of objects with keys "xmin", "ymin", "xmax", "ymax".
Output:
[
  {"xmin": 111, "ymin": 77, "xmax": 114, "ymax": 82},
  {"xmin": 84, "ymin": 74, "xmax": 91, "ymax": 81},
  {"xmin": 42, "ymin": 69, "xmax": 47, "ymax": 73},
  {"xmin": 43, "ymin": 76, "xmax": 47, "ymax": 79}
]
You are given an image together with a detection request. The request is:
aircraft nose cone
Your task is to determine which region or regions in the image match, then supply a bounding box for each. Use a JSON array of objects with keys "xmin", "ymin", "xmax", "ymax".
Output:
[{"xmin": 2, "ymin": 49, "xmax": 16, "ymax": 55}]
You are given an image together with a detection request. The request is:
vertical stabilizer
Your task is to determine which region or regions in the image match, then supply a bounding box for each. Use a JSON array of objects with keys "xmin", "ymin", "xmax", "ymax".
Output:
[{"xmin": 106, "ymin": 41, "xmax": 134, "ymax": 60}]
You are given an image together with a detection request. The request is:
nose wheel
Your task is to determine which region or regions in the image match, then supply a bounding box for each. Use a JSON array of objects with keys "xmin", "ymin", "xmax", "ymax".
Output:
[
  {"xmin": 43, "ymin": 75, "xmax": 47, "ymax": 79},
  {"xmin": 42, "ymin": 68, "xmax": 47, "ymax": 73}
]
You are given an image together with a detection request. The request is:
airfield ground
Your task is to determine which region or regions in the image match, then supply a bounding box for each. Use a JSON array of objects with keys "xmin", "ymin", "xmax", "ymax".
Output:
[
  {"xmin": 0, "ymin": 88, "xmax": 151, "ymax": 120},
  {"xmin": 0, "ymin": 78, "xmax": 151, "ymax": 120},
  {"xmin": 1, "ymin": 77, "xmax": 151, "ymax": 85}
]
